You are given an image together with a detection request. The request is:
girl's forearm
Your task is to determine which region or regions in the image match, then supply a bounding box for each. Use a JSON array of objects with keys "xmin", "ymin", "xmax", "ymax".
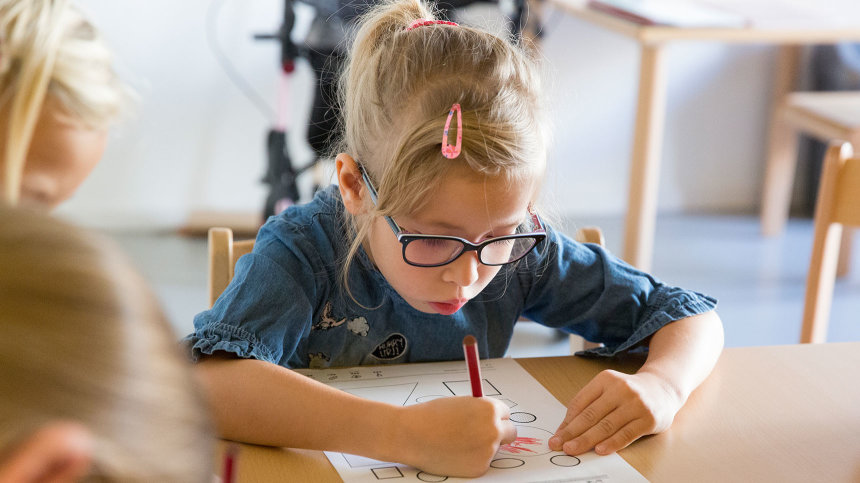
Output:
[
  {"xmin": 195, "ymin": 355, "xmax": 402, "ymax": 461},
  {"xmin": 637, "ymin": 311, "xmax": 724, "ymax": 404}
]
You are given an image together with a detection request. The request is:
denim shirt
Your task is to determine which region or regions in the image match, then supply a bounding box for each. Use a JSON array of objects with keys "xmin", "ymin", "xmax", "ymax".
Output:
[{"xmin": 184, "ymin": 186, "xmax": 717, "ymax": 369}]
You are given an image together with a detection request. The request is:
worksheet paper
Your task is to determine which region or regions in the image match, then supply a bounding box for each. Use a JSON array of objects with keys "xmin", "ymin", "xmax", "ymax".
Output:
[{"xmin": 295, "ymin": 358, "xmax": 648, "ymax": 482}]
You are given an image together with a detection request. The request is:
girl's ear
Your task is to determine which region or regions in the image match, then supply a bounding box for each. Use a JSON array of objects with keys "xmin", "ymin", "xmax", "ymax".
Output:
[
  {"xmin": 0, "ymin": 421, "xmax": 93, "ymax": 483},
  {"xmin": 336, "ymin": 153, "xmax": 366, "ymax": 215}
]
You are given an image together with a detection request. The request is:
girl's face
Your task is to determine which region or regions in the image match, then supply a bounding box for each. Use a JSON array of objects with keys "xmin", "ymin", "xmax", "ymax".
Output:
[
  {"xmin": 18, "ymin": 97, "xmax": 108, "ymax": 209},
  {"xmin": 365, "ymin": 170, "xmax": 535, "ymax": 315}
]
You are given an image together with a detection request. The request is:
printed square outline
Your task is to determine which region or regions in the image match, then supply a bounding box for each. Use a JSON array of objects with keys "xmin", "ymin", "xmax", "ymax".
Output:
[{"xmin": 371, "ymin": 466, "xmax": 404, "ymax": 479}]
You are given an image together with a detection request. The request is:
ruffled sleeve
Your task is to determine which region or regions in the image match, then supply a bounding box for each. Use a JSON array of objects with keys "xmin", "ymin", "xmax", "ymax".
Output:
[{"xmin": 182, "ymin": 213, "xmax": 330, "ymax": 366}]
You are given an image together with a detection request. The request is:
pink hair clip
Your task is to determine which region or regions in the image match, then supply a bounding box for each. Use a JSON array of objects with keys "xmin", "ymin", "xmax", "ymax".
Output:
[
  {"xmin": 441, "ymin": 103, "xmax": 462, "ymax": 159},
  {"xmin": 406, "ymin": 19, "xmax": 459, "ymax": 31}
]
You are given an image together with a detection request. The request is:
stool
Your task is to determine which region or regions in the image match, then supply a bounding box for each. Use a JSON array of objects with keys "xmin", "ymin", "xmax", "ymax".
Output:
[{"xmin": 761, "ymin": 91, "xmax": 860, "ymax": 276}]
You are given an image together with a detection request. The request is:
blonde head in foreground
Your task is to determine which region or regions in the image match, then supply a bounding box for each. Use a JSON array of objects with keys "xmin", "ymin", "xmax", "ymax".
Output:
[{"xmin": 0, "ymin": 204, "xmax": 214, "ymax": 482}]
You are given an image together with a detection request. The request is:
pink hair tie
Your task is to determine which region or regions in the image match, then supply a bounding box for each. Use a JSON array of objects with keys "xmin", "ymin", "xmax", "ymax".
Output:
[
  {"xmin": 441, "ymin": 103, "xmax": 462, "ymax": 159},
  {"xmin": 406, "ymin": 19, "xmax": 458, "ymax": 31}
]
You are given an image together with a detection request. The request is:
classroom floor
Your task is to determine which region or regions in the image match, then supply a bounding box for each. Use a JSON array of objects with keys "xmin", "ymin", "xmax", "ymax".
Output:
[{"xmin": 107, "ymin": 213, "xmax": 860, "ymax": 358}]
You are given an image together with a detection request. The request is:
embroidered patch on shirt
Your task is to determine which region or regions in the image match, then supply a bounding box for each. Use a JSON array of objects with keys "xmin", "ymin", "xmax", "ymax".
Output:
[
  {"xmin": 371, "ymin": 333, "xmax": 408, "ymax": 360},
  {"xmin": 313, "ymin": 301, "xmax": 347, "ymax": 331},
  {"xmin": 348, "ymin": 317, "xmax": 369, "ymax": 336}
]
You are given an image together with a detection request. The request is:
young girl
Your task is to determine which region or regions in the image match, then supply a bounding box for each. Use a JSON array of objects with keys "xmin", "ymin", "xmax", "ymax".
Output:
[
  {"xmin": 187, "ymin": 0, "xmax": 723, "ymax": 477},
  {"xmin": 0, "ymin": 204, "xmax": 215, "ymax": 482},
  {"xmin": 0, "ymin": 0, "xmax": 128, "ymax": 208}
]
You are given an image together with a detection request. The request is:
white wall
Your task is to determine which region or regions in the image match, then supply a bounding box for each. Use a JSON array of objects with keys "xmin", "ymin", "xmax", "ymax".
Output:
[
  {"xmin": 539, "ymin": 8, "xmax": 776, "ymax": 216},
  {"xmin": 60, "ymin": 1, "xmax": 777, "ymax": 229}
]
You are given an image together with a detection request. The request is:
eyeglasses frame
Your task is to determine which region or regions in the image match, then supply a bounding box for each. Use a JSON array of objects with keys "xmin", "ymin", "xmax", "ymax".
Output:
[{"xmin": 357, "ymin": 163, "xmax": 547, "ymax": 268}]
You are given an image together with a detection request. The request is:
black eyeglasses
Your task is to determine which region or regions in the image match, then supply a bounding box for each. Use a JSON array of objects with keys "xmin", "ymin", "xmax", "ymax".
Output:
[{"xmin": 359, "ymin": 164, "xmax": 546, "ymax": 268}]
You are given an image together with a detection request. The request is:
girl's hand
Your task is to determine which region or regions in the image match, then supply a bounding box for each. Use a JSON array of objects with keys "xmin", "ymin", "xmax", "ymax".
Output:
[
  {"xmin": 394, "ymin": 396, "xmax": 516, "ymax": 477},
  {"xmin": 548, "ymin": 369, "xmax": 682, "ymax": 456}
]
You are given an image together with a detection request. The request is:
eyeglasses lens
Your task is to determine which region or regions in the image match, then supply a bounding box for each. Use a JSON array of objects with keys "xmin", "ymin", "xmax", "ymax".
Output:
[
  {"xmin": 404, "ymin": 236, "xmax": 538, "ymax": 266},
  {"xmin": 481, "ymin": 237, "xmax": 534, "ymax": 264},
  {"xmin": 404, "ymin": 238, "xmax": 462, "ymax": 266}
]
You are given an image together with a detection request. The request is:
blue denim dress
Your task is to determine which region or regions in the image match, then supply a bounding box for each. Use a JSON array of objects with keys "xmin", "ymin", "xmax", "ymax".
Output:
[{"xmin": 184, "ymin": 186, "xmax": 716, "ymax": 369}]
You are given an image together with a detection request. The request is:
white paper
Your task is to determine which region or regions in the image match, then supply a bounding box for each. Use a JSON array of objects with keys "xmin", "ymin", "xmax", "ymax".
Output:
[{"xmin": 296, "ymin": 358, "xmax": 649, "ymax": 482}]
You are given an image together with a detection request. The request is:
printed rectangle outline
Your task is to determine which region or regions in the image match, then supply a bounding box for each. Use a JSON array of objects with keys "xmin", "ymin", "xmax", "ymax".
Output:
[{"xmin": 442, "ymin": 378, "xmax": 501, "ymax": 396}]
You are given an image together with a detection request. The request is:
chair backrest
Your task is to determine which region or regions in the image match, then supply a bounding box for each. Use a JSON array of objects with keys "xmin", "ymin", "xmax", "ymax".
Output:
[
  {"xmin": 824, "ymin": 145, "xmax": 860, "ymax": 227},
  {"xmin": 208, "ymin": 227, "xmax": 255, "ymax": 308},
  {"xmin": 801, "ymin": 142, "xmax": 860, "ymax": 343},
  {"xmin": 571, "ymin": 227, "xmax": 605, "ymax": 352},
  {"xmin": 575, "ymin": 226, "xmax": 605, "ymax": 247}
]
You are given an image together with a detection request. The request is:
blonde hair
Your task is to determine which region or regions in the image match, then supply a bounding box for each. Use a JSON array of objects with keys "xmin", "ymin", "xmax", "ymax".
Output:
[
  {"xmin": 0, "ymin": 204, "xmax": 215, "ymax": 481},
  {"xmin": 0, "ymin": 0, "xmax": 129, "ymax": 204},
  {"xmin": 337, "ymin": 0, "xmax": 549, "ymax": 298}
]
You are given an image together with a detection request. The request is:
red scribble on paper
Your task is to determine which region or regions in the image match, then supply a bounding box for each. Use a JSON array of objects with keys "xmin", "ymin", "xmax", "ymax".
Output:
[{"xmin": 500, "ymin": 437, "xmax": 542, "ymax": 454}]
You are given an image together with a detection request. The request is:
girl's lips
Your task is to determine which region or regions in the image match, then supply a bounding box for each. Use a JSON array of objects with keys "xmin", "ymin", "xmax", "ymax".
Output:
[{"xmin": 428, "ymin": 299, "xmax": 468, "ymax": 315}]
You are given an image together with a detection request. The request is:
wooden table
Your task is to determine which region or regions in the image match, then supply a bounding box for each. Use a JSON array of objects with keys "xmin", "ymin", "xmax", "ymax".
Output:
[
  {"xmin": 548, "ymin": 0, "xmax": 860, "ymax": 271},
  {"xmin": 217, "ymin": 342, "xmax": 860, "ymax": 482}
]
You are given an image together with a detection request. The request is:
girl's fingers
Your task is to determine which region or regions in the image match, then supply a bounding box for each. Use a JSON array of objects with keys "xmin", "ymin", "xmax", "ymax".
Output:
[
  {"xmin": 489, "ymin": 398, "xmax": 517, "ymax": 445},
  {"xmin": 560, "ymin": 406, "xmax": 628, "ymax": 455},
  {"xmin": 563, "ymin": 403, "xmax": 656, "ymax": 456},
  {"xmin": 500, "ymin": 420, "xmax": 518, "ymax": 446},
  {"xmin": 593, "ymin": 418, "xmax": 651, "ymax": 455},
  {"xmin": 551, "ymin": 370, "xmax": 679, "ymax": 456},
  {"xmin": 554, "ymin": 383, "xmax": 601, "ymax": 433},
  {"xmin": 549, "ymin": 395, "xmax": 615, "ymax": 451}
]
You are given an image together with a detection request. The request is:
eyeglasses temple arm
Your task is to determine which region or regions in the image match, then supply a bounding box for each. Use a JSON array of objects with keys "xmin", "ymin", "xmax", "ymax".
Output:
[{"xmin": 359, "ymin": 164, "xmax": 404, "ymax": 235}]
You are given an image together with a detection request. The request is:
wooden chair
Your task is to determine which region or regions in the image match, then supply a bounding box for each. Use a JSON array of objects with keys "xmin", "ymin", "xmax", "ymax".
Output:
[
  {"xmin": 800, "ymin": 142, "xmax": 860, "ymax": 343},
  {"xmin": 207, "ymin": 226, "xmax": 607, "ymax": 353},
  {"xmin": 761, "ymin": 90, "xmax": 860, "ymax": 276},
  {"xmin": 208, "ymin": 227, "xmax": 255, "ymax": 308},
  {"xmin": 570, "ymin": 227, "xmax": 605, "ymax": 352}
]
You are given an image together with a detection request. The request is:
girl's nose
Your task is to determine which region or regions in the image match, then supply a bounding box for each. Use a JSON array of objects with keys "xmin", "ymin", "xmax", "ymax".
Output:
[{"xmin": 442, "ymin": 251, "xmax": 481, "ymax": 287}]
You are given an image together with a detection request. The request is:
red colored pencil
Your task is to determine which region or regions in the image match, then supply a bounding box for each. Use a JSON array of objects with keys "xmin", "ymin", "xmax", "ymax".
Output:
[
  {"xmin": 223, "ymin": 443, "xmax": 238, "ymax": 483},
  {"xmin": 462, "ymin": 335, "xmax": 483, "ymax": 397}
]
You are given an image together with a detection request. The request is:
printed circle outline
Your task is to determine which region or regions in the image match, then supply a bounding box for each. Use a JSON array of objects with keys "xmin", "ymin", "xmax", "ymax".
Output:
[
  {"xmin": 497, "ymin": 426, "xmax": 553, "ymax": 456},
  {"xmin": 509, "ymin": 412, "xmax": 537, "ymax": 423},
  {"xmin": 490, "ymin": 458, "xmax": 525, "ymax": 469},
  {"xmin": 550, "ymin": 454, "xmax": 581, "ymax": 467},
  {"xmin": 416, "ymin": 471, "xmax": 448, "ymax": 481}
]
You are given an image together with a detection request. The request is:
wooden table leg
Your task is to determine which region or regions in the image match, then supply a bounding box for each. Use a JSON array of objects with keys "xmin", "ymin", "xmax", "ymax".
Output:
[
  {"xmin": 761, "ymin": 45, "xmax": 802, "ymax": 236},
  {"xmin": 623, "ymin": 43, "xmax": 667, "ymax": 271}
]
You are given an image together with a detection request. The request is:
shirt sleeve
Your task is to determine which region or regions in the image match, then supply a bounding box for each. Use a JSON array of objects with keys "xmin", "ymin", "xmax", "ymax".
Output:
[
  {"xmin": 519, "ymin": 228, "xmax": 717, "ymax": 357},
  {"xmin": 182, "ymin": 219, "xmax": 323, "ymax": 366}
]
